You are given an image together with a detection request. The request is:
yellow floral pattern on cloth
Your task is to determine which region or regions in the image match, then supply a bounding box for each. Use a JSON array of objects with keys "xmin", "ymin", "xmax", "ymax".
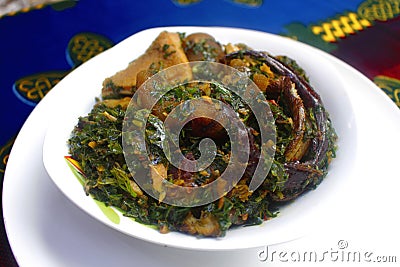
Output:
[
  {"xmin": 283, "ymin": 0, "xmax": 400, "ymax": 109},
  {"xmin": 0, "ymin": 138, "xmax": 14, "ymax": 175},
  {"xmin": 67, "ymin": 32, "xmax": 114, "ymax": 67},
  {"xmin": 13, "ymin": 32, "xmax": 113, "ymax": 106},
  {"xmin": 374, "ymin": 76, "xmax": 400, "ymax": 107},
  {"xmin": 13, "ymin": 71, "xmax": 69, "ymax": 106},
  {"xmin": 311, "ymin": 12, "xmax": 372, "ymax": 43},
  {"xmin": 0, "ymin": 0, "xmax": 77, "ymax": 19},
  {"xmin": 285, "ymin": 0, "xmax": 400, "ymax": 49},
  {"xmin": 358, "ymin": 0, "xmax": 400, "ymax": 21}
]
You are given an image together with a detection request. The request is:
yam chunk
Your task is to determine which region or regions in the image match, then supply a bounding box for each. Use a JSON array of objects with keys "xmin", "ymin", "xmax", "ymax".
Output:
[{"xmin": 102, "ymin": 31, "xmax": 191, "ymax": 98}]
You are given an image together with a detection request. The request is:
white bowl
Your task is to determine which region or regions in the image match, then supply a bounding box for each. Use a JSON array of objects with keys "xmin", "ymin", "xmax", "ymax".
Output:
[{"xmin": 42, "ymin": 26, "xmax": 356, "ymax": 250}]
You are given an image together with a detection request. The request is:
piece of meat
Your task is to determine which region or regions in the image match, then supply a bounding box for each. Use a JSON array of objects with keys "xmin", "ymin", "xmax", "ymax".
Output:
[
  {"xmin": 182, "ymin": 33, "xmax": 225, "ymax": 62},
  {"xmin": 180, "ymin": 211, "xmax": 221, "ymax": 237}
]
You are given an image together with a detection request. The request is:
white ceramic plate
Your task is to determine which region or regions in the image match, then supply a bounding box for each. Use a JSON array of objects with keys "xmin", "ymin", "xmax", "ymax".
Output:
[
  {"xmin": 4, "ymin": 27, "xmax": 400, "ymax": 267},
  {"xmin": 40, "ymin": 26, "xmax": 356, "ymax": 250}
]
